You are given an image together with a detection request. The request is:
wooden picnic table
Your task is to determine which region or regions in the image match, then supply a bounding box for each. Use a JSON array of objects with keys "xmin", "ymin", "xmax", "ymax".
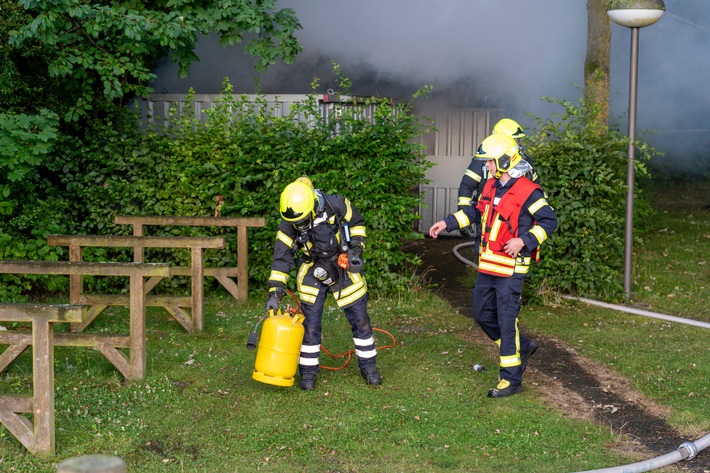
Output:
[
  {"xmin": 47, "ymin": 234, "xmax": 225, "ymax": 332},
  {"xmin": 0, "ymin": 303, "xmax": 83, "ymax": 454},
  {"xmin": 114, "ymin": 215, "xmax": 265, "ymax": 300},
  {"xmin": 0, "ymin": 260, "xmax": 169, "ymax": 380}
]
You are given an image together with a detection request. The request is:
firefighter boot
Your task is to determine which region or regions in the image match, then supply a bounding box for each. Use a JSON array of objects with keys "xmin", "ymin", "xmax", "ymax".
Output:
[
  {"xmin": 300, "ymin": 372, "xmax": 317, "ymax": 391},
  {"xmin": 520, "ymin": 339, "xmax": 539, "ymax": 374},
  {"xmin": 487, "ymin": 379, "xmax": 522, "ymax": 398},
  {"xmin": 360, "ymin": 365, "xmax": 382, "ymax": 386}
]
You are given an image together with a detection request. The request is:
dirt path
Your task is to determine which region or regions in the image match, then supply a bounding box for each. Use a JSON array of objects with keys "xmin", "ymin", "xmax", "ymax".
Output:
[{"xmin": 404, "ymin": 237, "xmax": 706, "ymax": 473}]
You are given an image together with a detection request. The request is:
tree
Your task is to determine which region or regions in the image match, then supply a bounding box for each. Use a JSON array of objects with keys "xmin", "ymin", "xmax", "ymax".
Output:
[
  {"xmin": 584, "ymin": 0, "xmax": 612, "ymax": 132},
  {"xmin": 6, "ymin": 0, "xmax": 302, "ymax": 122}
]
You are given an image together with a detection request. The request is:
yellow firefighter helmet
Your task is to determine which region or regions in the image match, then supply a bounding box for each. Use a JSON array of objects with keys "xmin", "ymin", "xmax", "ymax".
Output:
[
  {"xmin": 493, "ymin": 118, "xmax": 525, "ymax": 139},
  {"xmin": 475, "ymin": 134, "xmax": 522, "ymax": 178},
  {"xmin": 280, "ymin": 179, "xmax": 317, "ymax": 224},
  {"xmin": 295, "ymin": 176, "xmax": 314, "ymax": 189}
]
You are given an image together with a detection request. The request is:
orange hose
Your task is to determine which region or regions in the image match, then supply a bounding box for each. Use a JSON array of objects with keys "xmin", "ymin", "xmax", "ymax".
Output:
[
  {"xmin": 320, "ymin": 327, "xmax": 397, "ymax": 371},
  {"xmin": 285, "ymin": 290, "xmax": 397, "ymax": 371}
]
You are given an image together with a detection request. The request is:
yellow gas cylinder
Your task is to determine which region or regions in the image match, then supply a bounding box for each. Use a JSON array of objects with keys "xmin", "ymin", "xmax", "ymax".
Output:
[{"xmin": 253, "ymin": 309, "xmax": 305, "ymax": 387}]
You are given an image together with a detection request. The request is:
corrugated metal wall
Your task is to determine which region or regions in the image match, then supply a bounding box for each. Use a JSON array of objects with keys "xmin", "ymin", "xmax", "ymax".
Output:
[{"xmin": 418, "ymin": 108, "xmax": 504, "ymax": 234}]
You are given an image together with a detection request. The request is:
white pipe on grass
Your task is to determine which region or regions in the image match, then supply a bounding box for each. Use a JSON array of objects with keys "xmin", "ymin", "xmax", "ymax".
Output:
[
  {"xmin": 561, "ymin": 295, "xmax": 710, "ymax": 329},
  {"xmin": 570, "ymin": 433, "xmax": 710, "ymax": 473}
]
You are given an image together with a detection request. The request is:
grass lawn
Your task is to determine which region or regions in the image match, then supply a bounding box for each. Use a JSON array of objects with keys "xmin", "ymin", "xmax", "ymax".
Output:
[
  {"xmin": 0, "ymin": 181, "xmax": 708, "ymax": 472},
  {"xmin": 1, "ymin": 296, "xmax": 643, "ymax": 473}
]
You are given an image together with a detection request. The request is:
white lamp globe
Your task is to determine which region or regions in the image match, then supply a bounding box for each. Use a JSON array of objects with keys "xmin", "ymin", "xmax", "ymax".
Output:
[{"xmin": 607, "ymin": 0, "xmax": 666, "ymax": 28}]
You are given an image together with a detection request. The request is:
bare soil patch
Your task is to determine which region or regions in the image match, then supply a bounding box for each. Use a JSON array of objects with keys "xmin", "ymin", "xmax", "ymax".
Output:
[{"xmin": 404, "ymin": 236, "xmax": 706, "ymax": 473}]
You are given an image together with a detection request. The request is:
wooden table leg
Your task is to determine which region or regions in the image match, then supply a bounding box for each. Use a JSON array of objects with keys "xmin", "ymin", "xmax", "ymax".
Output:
[
  {"xmin": 191, "ymin": 247, "xmax": 204, "ymax": 332},
  {"xmin": 128, "ymin": 274, "xmax": 146, "ymax": 380},
  {"xmin": 33, "ymin": 318, "xmax": 55, "ymax": 454}
]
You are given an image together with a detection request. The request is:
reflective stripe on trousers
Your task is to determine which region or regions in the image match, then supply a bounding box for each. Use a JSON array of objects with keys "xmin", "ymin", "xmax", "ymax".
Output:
[{"xmin": 299, "ymin": 284, "xmax": 376, "ymax": 375}]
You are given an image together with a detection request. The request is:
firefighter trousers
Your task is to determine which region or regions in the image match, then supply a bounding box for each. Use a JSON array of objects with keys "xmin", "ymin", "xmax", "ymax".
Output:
[
  {"xmin": 298, "ymin": 286, "xmax": 377, "ymax": 375},
  {"xmin": 472, "ymin": 272, "xmax": 534, "ymax": 386}
]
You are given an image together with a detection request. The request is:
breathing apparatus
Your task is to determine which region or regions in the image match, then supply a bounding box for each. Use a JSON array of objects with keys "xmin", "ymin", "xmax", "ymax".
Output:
[
  {"xmin": 310, "ymin": 218, "xmax": 353, "ymax": 287},
  {"xmin": 293, "ymin": 215, "xmax": 312, "ymax": 245}
]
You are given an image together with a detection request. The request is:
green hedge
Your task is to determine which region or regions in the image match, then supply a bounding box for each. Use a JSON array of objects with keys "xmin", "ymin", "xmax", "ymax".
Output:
[
  {"xmin": 1, "ymin": 81, "xmax": 662, "ymax": 302},
  {"xmin": 1, "ymin": 80, "xmax": 432, "ymax": 298}
]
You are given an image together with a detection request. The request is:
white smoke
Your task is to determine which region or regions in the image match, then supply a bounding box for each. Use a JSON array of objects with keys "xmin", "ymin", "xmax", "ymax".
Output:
[
  {"xmin": 610, "ymin": 1, "xmax": 710, "ymax": 163},
  {"xmin": 151, "ymin": 0, "xmax": 710, "ymax": 162}
]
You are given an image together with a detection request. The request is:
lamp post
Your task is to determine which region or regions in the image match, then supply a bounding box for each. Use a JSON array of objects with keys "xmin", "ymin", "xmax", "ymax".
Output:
[{"xmin": 607, "ymin": 0, "xmax": 665, "ymax": 301}]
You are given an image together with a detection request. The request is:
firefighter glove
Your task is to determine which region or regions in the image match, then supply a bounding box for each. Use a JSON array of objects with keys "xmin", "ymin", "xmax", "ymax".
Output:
[
  {"xmin": 347, "ymin": 246, "xmax": 364, "ymax": 274},
  {"xmin": 265, "ymin": 287, "xmax": 285, "ymax": 313}
]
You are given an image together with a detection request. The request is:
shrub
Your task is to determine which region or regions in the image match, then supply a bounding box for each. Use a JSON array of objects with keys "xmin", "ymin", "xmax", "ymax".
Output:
[
  {"xmin": 525, "ymin": 97, "xmax": 659, "ymax": 299},
  {"xmin": 0, "ymin": 109, "xmax": 67, "ymax": 299}
]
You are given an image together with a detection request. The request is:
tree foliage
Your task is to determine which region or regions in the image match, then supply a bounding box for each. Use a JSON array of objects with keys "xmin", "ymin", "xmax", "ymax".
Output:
[
  {"xmin": 5, "ymin": 0, "xmax": 302, "ymax": 121},
  {"xmin": 0, "ymin": 0, "xmax": 303, "ymax": 299},
  {"xmin": 0, "ymin": 109, "xmax": 59, "ymax": 212},
  {"xmin": 0, "ymin": 108, "xmax": 69, "ymax": 300}
]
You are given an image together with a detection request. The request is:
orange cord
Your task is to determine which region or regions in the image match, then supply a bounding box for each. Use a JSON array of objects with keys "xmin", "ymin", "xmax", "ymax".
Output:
[
  {"xmin": 320, "ymin": 327, "xmax": 397, "ymax": 371},
  {"xmin": 285, "ymin": 290, "xmax": 398, "ymax": 371}
]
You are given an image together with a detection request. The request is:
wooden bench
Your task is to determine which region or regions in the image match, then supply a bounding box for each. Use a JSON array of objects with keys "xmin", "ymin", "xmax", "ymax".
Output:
[
  {"xmin": 0, "ymin": 303, "xmax": 83, "ymax": 454},
  {"xmin": 0, "ymin": 260, "xmax": 169, "ymax": 380},
  {"xmin": 114, "ymin": 215, "xmax": 265, "ymax": 300},
  {"xmin": 47, "ymin": 235, "xmax": 226, "ymax": 332}
]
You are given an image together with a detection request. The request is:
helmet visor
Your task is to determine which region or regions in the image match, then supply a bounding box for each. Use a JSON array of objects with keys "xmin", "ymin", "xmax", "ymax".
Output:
[{"xmin": 475, "ymin": 143, "xmax": 492, "ymax": 159}]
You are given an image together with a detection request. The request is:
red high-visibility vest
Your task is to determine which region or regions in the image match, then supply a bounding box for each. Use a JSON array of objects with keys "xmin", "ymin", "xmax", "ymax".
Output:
[{"xmin": 476, "ymin": 177, "xmax": 541, "ymax": 277}]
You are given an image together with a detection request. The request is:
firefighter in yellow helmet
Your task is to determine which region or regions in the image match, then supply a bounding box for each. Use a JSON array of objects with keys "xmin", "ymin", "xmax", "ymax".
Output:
[
  {"xmin": 456, "ymin": 118, "xmax": 540, "ymax": 259},
  {"xmin": 266, "ymin": 177, "xmax": 381, "ymax": 390},
  {"xmin": 431, "ymin": 134, "xmax": 557, "ymax": 398},
  {"xmin": 492, "ymin": 118, "xmax": 538, "ymax": 182}
]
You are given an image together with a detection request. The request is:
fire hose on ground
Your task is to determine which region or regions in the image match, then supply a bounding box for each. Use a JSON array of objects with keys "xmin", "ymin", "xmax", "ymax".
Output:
[
  {"xmin": 450, "ymin": 240, "xmax": 710, "ymax": 471},
  {"xmin": 571, "ymin": 433, "xmax": 710, "ymax": 473}
]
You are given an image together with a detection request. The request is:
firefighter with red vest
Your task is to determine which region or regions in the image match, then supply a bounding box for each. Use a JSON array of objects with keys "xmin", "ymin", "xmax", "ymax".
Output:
[
  {"xmin": 455, "ymin": 118, "xmax": 540, "ymax": 263},
  {"xmin": 265, "ymin": 177, "xmax": 382, "ymax": 390},
  {"xmin": 430, "ymin": 134, "xmax": 557, "ymax": 398}
]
